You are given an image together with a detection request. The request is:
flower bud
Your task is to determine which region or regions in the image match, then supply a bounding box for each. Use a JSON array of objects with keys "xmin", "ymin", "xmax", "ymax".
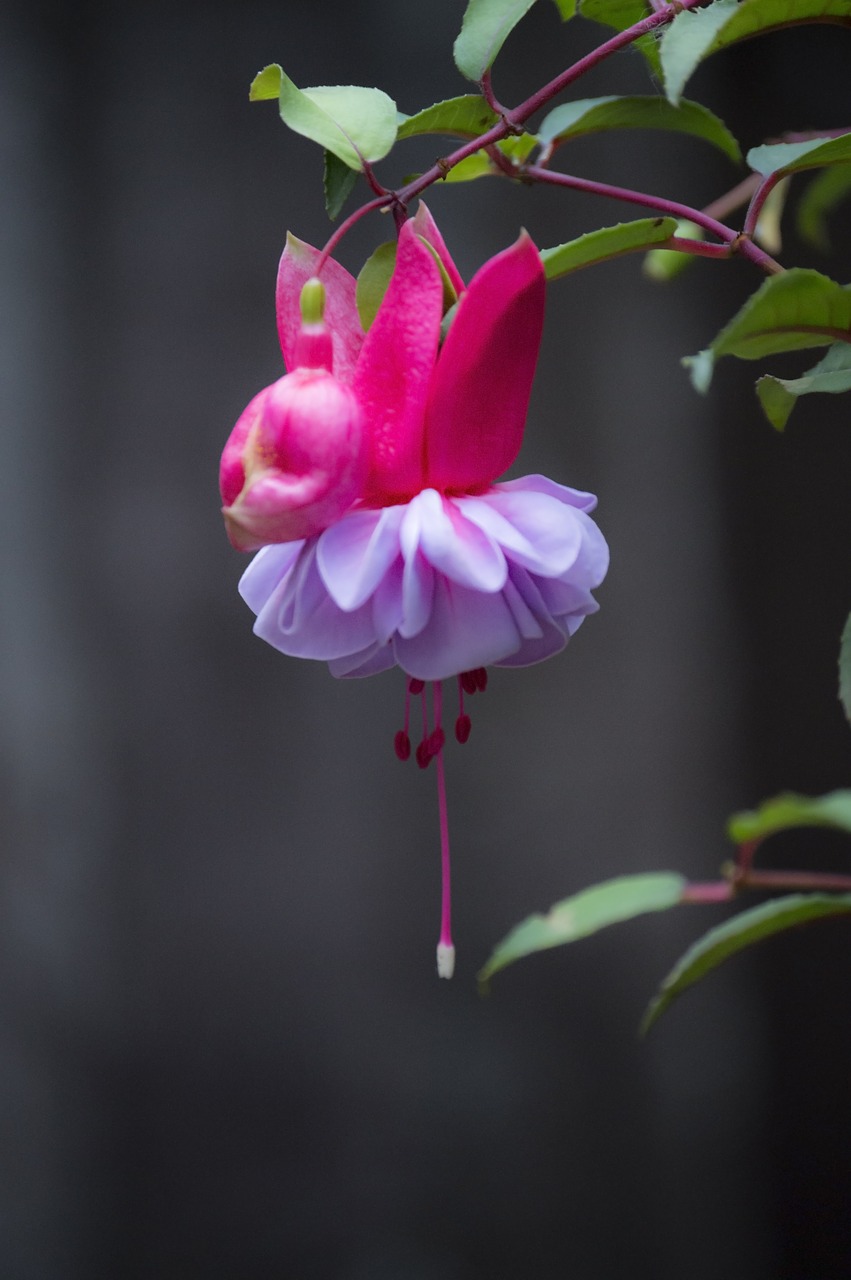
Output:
[
  {"xmin": 221, "ymin": 370, "xmax": 365, "ymax": 551},
  {"xmin": 220, "ymin": 279, "xmax": 367, "ymax": 552}
]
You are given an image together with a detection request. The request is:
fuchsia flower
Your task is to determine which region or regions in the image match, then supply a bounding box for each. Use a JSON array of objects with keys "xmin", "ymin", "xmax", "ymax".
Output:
[{"xmin": 221, "ymin": 205, "xmax": 608, "ymax": 978}]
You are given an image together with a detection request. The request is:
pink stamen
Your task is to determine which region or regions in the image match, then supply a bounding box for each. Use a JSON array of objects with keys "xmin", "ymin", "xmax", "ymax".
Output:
[
  {"xmin": 474, "ymin": 667, "xmax": 488, "ymax": 692},
  {"xmin": 455, "ymin": 675, "xmax": 472, "ymax": 744},
  {"xmin": 433, "ymin": 681, "xmax": 455, "ymax": 978},
  {"xmin": 460, "ymin": 669, "xmax": 478, "ymax": 696}
]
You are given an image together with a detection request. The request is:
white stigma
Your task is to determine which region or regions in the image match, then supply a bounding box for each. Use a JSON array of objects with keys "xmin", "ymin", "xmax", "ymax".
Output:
[{"xmin": 436, "ymin": 942, "xmax": 456, "ymax": 980}]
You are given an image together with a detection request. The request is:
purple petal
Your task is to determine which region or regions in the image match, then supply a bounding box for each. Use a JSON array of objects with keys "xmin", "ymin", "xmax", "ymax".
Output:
[
  {"xmin": 253, "ymin": 543, "xmax": 377, "ymax": 661},
  {"xmin": 316, "ymin": 505, "xmax": 404, "ymax": 611},
  {"xmin": 328, "ymin": 643, "xmax": 396, "ymax": 679},
  {"xmin": 393, "ymin": 575, "xmax": 522, "ymax": 681},
  {"xmin": 238, "ymin": 542, "xmax": 303, "ymax": 613},
  {"xmin": 414, "ymin": 490, "xmax": 506, "ymax": 592},
  {"xmin": 497, "ymin": 473, "xmax": 598, "ymax": 513},
  {"xmin": 456, "ymin": 489, "xmax": 582, "ymax": 578}
]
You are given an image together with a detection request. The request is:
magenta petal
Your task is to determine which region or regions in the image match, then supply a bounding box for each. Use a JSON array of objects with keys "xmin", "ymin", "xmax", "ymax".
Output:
[
  {"xmin": 424, "ymin": 232, "xmax": 545, "ymax": 493},
  {"xmin": 412, "ymin": 203, "xmax": 465, "ymax": 298},
  {"xmin": 276, "ymin": 234, "xmax": 364, "ymax": 381},
  {"xmin": 355, "ymin": 222, "xmax": 445, "ymax": 503}
]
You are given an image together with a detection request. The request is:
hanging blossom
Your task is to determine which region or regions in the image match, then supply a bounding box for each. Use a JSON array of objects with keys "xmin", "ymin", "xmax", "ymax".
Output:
[{"xmin": 220, "ymin": 205, "xmax": 608, "ymax": 978}]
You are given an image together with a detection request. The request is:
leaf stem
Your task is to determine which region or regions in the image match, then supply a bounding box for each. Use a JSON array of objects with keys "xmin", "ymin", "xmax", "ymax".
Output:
[
  {"xmin": 743, "ymin": 171, "xmax": 784, "ymax": 239},
  {"xmin": 317, "ymin": 194, "xmax": 390, "ymax": 272},
  {"xmin": 523, "ymin": 164, "xmax": 734, "ymax": 239}
]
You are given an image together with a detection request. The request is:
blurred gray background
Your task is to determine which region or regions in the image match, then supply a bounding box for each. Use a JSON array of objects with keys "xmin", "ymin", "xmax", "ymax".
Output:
[{"xmin": 3, "ymin": 1, "xmax": 851, "ymax": 1276}]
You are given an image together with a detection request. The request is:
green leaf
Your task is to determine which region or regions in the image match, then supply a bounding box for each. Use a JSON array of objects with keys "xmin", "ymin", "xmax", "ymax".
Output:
[
  {"xmin": 756, "ymin": 342, "xmax": 851, "ymax": 430},
  {"xmin": 454, "ymin": 0, "xmax": 538, "ymax": 80},
  {"xmin": 541, "ymin": 217, "xmax": 678, "ymax": 278},
  {"xmin": 660, "ymin": 0, "xmax": 738, "ymax": 105},
  {"xmin": 441, "ymin": 133, "xmax": 537, "ymax": 182},
  {"xmin": 552, "ymin": 0, "xmax": 577, "ymax": 15},
  {"xmin": 642, "ymin": 893, "xmax": 851, "ymax": 1032},
  {"xmin": 249, "ymin": 64, "xmax": 284, "ymax": 101},
  {"xmin": 251, "ymin": 66, "xmax": 397, "ymax": 169},
  {"xmin": 643, "ymin": 219, "xmax": 704, "ymax": 281},
  {"xmin": 683, "ymin": 269, "xmax": 851, "ymax": 393},
  {"xmin": 323, "ymin": 150, "xmax": 358, "ymax": 220},
  {"xmin": 396, "ymin": 95, "xmax": 499, "ymax": 141},
  {"xmin": 355, "ymin": 240, "xmax": 397, "ymax": 331},
  {"xmin": 578, "ymin": 0, "xmax": 661, "ymax": 77},
  {"xmin": 797, "ymin": 165, "xmax": 851, "ymax": 251},
  {"xmin": 537, "ymin": 96, "xmax": 740, "ymax": 163},
  {"xmin": 728, "ymin": 790, "xmax": 851, "ymax": 843},
  {"xmin": 840, "ymin": 613, "xmax": 851, "ymax": 727},
  {"xmin": 479, "ymin": 873, "xmax": 685, "ymax": 985},
  {"xmin": 748, "ymin": 131, "xmax": 851, "ymax": 179},
  {"xmin": 661, "ymin": 0, "xmax": 851, "ymax": 104}
]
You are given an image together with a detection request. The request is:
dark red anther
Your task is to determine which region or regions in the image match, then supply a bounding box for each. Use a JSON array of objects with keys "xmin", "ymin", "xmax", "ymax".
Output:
[
  {"xmin": 455, "ymin": 714, "xmax": 472, "ymax": 744},
  {"xmin": 415, "ymin": 739, "xmax": 430, "ymax": 769},
  {"xmin": 408, "ymin": 678, "xmax": 425, "ymax": 695},
  {"xmin": 394, "ymin": 730, "xmax": 411, "ymax": 761},
  {"xmin": 460, "ymin": 670, "xmax": 477, "ymax": 696},
  {"xmin": 428, "ymin": 726, "xmax": 445, "ymax": 757},
  {"xmin": 474, "ymin": 667, "xmax": 488, "ymax": 692}
]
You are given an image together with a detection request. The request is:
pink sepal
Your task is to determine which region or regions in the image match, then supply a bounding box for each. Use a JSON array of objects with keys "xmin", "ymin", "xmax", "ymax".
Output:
[
  {"xmin": 355, "ymin": 221, "xmax": 445, "ymax": 504},
  {"xmin": 276, "ymin": 233, "xmax": 364, "ymax": 382},
  {"xmin": 424, "ymin": 232, "xmax": 545, "ymax": 494},
  {"xmin": 412, "ymin": 203, "xmax": 465, "ymax": 299}
]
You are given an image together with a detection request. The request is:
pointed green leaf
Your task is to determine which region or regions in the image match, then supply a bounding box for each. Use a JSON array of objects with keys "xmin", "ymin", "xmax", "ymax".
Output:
[
  {"xmin": 251, "ymin": 66, "xmax": 397, "ymax": 169},
  {"xmin": 454, "ymin": 0, "xmax": 539, "ymax": 80},
  {"xmin": 538, "ymin": 96, "xmax": 740, "ymax": 163},
  {"xmin": 578, "ymin": 0, "xmax": 661, "ymax": 77},
  {"xmin": 683, "ymin": 269, "xmax": 851, "ymax": 393},
  {"xmin": 756, "ymin": 342, "xmax": 851, "ymax": 430},
  {"xmin": 643, "ymin": 893, "xmax": 851, "ymax": 1032},
  {"xmin": 249, "ymin": 64, "xmax": 284, "ymax": 101},
  {"xmin": 541, "ymin": 217, "xmax": 678, "ymax": 279},
  {"xmin": 396, "ymin": 95, "xmax": 500, "ymax": 141},
  {"xmin": 661, "ymin": 0, "xmax": 851, "ymax": 104},
  {"xmin": 840, "ymin": 614, "xmax": 851, "ymax": 727},
  {"xmin": 660, "ymin": 0, "xmax": 739, "ymax": 105},
  {"xmin": 355, "ymin": 241, "xmax": 397, "ymax": 331},
  {"xmin": 748, "ymin": 131, "xmax": 851, "ymax": 178},
  {"xmin": 441, "ymin": 133, "xmax": 537, "ymax": 182},
  {"xmin": 479, "ymin": 873, "xmax": 686, "ymax": 985},
  {"xmin": 552, "ymin": 0, "xmax": 577, "ymax": 15},
  {"xmin": 797, "ymin": 165, "xmax": 851, "ymax": 251},
  {"xmin": 323, "ymin": 150, "xmax": 358, "ymax": 220},
  {"xmin": 728, "ymin": 790, "xmax": 851, "ymax": 843},
  {"xmin": 643, "ymin": 219, "xmax": 704, "ymax": 281}
]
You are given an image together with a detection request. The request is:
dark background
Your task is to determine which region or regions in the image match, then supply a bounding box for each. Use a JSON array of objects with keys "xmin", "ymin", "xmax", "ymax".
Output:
[{"xmin": 3, "ymin": 1, "xmax": 851, "ymax": 1276}]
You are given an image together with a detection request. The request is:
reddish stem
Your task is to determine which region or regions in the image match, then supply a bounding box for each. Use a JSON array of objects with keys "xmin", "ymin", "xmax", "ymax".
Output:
[{"xmin": 743, "ymin": 171, "xmax": 784, "ymax": 239}]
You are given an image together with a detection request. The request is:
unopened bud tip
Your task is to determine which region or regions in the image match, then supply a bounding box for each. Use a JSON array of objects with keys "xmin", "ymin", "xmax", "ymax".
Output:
[{"xmin": 300, "ymin": 276, "xmax": 325, "ymax": 324}]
